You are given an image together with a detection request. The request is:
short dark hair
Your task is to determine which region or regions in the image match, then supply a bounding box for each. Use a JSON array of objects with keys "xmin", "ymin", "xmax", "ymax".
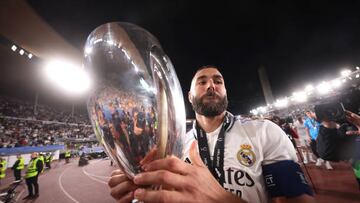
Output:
[
  {"xmin": 190, "ymin": 65, "xmax": 225, "ymax": 90},
  {"xmin": 194, "ymin": 65, "xmax": 222, "ymax": 75}
]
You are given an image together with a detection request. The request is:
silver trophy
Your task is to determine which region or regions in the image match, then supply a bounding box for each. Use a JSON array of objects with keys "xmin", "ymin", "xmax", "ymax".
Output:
[{"xmin": 84, "ymin": 22, "xmax": 186, "ymax": 179}]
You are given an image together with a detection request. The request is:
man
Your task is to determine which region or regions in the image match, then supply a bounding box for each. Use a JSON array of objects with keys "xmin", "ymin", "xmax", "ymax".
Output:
[
  {"xmin": 304, "ymin": 110, "xmax": 333, "ymax": 170},
  {"xmin": 11, "ymin": 154, "xmax": 24, "ymax": 181},
  {"xmin": 317, "ymin": 110, "xmax": 360, "ymax": 188},
  {"xmin": 38, "ymin": 153, "xmax": 45, "ymax": 173},
  {"xmin": 65, "ymin": 150, "xmax": 71, "ymax": 163},
  {"xmin": 45, "ymin": 153, "xmax": 53, "ymax": 169},
  {"xmin": 24, "ymin": 152, "xmax": 43, "ymax": 199},
  {"xmin": 108, "ymin": 66, "xmax": 316, "ymax": 203},
  {"xmin": 294, "ymin": 116, "xmax": 316, "ymax": 164}
]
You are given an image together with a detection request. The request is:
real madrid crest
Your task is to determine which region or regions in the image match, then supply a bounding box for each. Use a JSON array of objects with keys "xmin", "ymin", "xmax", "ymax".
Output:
[{"xmin": 237, "ymin": 144, "xmax": 256, "ymax": 167}]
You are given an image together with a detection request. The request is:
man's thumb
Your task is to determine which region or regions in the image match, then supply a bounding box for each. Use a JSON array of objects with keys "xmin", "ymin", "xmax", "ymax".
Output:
[{"xmin": 189, "ymin": 140, "xmax": 206, "ymax": 167}]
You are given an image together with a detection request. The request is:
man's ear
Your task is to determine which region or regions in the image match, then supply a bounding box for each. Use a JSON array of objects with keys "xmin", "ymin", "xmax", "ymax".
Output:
[{"xmin": 188, "ymin": 91, "xmax": 193, "ymax": 104}]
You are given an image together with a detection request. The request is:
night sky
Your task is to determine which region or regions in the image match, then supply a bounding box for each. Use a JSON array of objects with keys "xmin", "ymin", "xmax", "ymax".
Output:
[{"xmin": 7, "ymin": 1, "xmax": 360, "ymax": 116}]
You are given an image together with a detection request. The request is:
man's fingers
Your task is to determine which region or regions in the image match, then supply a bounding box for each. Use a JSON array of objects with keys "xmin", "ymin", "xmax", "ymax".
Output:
[
  {"xmin": 134, "ymin": 188, "xmax": 181, "ymax": 203},
  {"xmin": 189, "ymin": 140, "xmax": 206, "ymax": 167},
  {"xmin": 109, "ymin": 178, "xmax": 138, "ymax": 200},
  {"xmin": 142, "ymin": 156, "xmax": 189, "ymax": 175},
  {"xmin": 140, "ymin": 146, "xmax": 158, "ymax": 165},
  {"xmin": 108, "ymin": 173, "xmax": 128, "ymax": 187},
  {"xmin": 345, "ymin": 110, "xmax": 360, "ymax": 118},
  {"xmin": 346, "ymin": 116, "xmax": 360, "ymax": 130},
  {"xmin": 116, "ymin": 191, "xmax": 134, "ymax": 203},
  {"xmin": 108, "ymin": 170, "xmax": 138, "ymax": 202},
  {"xmin": 110, "ymin": 169, "xmax": 123, "ymax": 177},
  {"xmin": 346, "ymin": 130, "xmax": 360, "ymax": 135},
  {"xmin": 346, "ymin": 115, "xmax": 356, "ymax": 125},
  {"xmin": 346, "ymin": 111, "xmax": 360, "ymax": 123},
  {"xmin": 133, "ymin": 170, "xmax": 186, "ymax": 189}
]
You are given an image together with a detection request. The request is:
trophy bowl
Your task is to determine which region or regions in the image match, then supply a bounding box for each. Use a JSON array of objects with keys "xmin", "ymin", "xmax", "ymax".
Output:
[{"xmin": 84, "ymin": 22, "xmax": 186, "ymax": 178}]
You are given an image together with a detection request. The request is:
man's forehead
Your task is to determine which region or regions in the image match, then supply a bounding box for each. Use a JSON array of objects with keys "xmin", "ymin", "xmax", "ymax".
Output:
[{"xmin": 194, "ymin": 68, "xmax": 223, "ymax": 80}]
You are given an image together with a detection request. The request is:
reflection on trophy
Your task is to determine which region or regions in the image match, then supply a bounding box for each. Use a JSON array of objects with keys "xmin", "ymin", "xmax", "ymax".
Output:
[{"xmin": 84, "ymin": 22, "xmax": 186, "ymax": 179}]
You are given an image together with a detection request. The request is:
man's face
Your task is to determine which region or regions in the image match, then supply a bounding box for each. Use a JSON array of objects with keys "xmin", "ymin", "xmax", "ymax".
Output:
[
  {"xmin": 188, "ymin": 67, "xmax": 228, "ymax": 117},
  {"xmin": 306, "ymin": 111, "xmax": 315, "ymax": 119}
]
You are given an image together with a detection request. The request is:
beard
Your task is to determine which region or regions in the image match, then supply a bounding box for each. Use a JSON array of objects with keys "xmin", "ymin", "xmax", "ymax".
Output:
[{"xmin": 191, "ymin": 91, "xmax": 228, "ymax": 117}]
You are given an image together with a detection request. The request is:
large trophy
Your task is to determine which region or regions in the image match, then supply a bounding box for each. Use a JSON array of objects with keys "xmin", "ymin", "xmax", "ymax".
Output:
[{"xmin": 84, "ymin": 22, "xmax": 186, "ymax": 178}]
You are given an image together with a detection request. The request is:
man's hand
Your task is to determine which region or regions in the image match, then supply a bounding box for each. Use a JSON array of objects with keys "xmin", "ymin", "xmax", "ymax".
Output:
[
  {"xmin": 345, "ymin": 110, "xmax": 360, "ymax": 135},
  {"xmin": 321, "ymin": 120, "xmax": 338, "ymax": 129},
  {"xmin": 132, "ymin": 141, "xmax": 246, "ymax": 203},
  {"xmin": 108, "ymin": 170, "xmax": 138, "ymax": 203}
]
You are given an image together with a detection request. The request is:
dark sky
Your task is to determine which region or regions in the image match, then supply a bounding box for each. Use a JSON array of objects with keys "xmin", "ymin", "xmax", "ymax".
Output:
[{"xmin": 16, "ymin": 1, "xmax": 360, "ymax": 115}]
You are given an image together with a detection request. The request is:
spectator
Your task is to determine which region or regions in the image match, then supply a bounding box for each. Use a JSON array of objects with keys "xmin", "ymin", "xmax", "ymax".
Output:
[
  {"xmin": 304, "ymin": 110, "xmax": 333, "ymax": 170},
  {"xmin": 317, "ymin": 110, "xmax": 360, "ymax": 188}
]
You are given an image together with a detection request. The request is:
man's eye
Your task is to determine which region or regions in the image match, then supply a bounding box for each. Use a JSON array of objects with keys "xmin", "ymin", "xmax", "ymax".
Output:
[
  {"xmin": 215, "ymin": 80, "xmax": 223, "ymax": 84},
  {"xmin": 198, "ymin": 81, "xmax": 206, "ymax": 85}
]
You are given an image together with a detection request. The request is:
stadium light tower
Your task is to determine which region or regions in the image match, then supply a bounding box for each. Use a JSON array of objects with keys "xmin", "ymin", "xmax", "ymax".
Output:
[{"xmin": 44, "ymin": 59, "xmax": 91, "ymax": 94}]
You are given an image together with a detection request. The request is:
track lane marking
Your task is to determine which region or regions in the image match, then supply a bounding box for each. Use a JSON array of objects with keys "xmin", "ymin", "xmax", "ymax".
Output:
[
  {"xmin": 82, "ymin": 168, "xmax": 108, "ymax": 184},
  {"xmin": 59, "ymin": 167, "xmax": 80, "ymax": 203}
]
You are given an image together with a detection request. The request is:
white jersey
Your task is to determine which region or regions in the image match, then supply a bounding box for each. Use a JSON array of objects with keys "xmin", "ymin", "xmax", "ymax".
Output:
[
  {"xmin": 183, "ymin": 117, "xmax": 298, "ymax": 203},
  {"xmin": 293, "ymin": 120, "xmax": 309, "ymax": 147},
  {"xmin": 294, "ymin": 121, "xmax": 307, "ymax": 139}
]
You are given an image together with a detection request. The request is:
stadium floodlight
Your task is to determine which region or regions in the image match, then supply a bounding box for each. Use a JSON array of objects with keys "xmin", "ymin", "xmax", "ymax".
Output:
[
  {"xmin": 11, "ymin": 45, "xmax": 17, "ymax": 51},
  {"xmin": 44, "ymin": 60, "xmax": 91, "ymax": 94},
  {"xmin": 331, "ymin": 79, "xmax": 341, "ymax": 88},
  {"xmin": 304, "ymin": 84, "xmax": 314, "ymax": 95},
  {"xmin": 28, "ymin": 53, "xmax": 33, "ymax": 59},
  {"xmin": 274, "ymin": 98, "xmax": 288, "ymax": 108},
  {"xmin": 257, "ymin": 106, "xmax": 267, "ymax": 114},
  {"xmin": 316, "ymin": 81, "xmax": 331, "ymax": 94},
  {"xmin": 19, "ymin": 49, "xmax": 24, "ymax": 55},
  {"xmin": 341, "ymin": 69, "xmax": 351, "ymax": 77},
  {"xmin": 292, "ymin": 91, "xmax": 307, "ymax": 102},
  {"xmin": 250, "ymin": 109, "xmax": 258, "ymax": 115},
  {"xmin": 357, "ymin": 66, "xmax": 360, "ymax": 70},
  {"xmin": 356, "ymin": 74, "xmax": 359, "ymax": 78}
]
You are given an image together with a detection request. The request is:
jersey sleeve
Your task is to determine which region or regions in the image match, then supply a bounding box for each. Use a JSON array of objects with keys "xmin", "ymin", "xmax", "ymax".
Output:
[
  {"xmin": 260, "ymin": 120, "xmax": 313, "ymax": 198},
  {"xmin": 260, "ymin": 120, "xmax": 298, "ymax": 165}
]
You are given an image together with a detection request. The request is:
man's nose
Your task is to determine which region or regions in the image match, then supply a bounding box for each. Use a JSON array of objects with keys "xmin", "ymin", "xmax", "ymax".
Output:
[{"xmin": 207, "ymin": 80, "xmax": 215, "ymax": 90}]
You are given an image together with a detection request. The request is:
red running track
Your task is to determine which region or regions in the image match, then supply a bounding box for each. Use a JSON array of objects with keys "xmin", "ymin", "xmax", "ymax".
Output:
[{"xmin": 0, "ymin": 158, "xmax": 358, "ymax": 203}]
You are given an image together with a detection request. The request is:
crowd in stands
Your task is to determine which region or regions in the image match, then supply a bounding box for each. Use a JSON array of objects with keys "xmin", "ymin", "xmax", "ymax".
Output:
[
  {"xmin": 0, "ymin": 96, "xmax": 93, "ymax": 148},
  {"xmin": 0, "ymin": 96, "xmax": 90, "ymax": 124}
]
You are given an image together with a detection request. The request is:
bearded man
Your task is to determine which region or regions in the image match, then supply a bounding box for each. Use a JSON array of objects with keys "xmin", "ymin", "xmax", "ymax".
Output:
[{"xmin": 108, "ymin": 65, "xmax": 316, "ymax": 203}]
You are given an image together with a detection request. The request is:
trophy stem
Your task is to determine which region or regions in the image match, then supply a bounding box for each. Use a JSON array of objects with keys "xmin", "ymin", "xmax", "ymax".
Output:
[{"xmin": 157, "ymin": 80, "xmax": 168, "ymax": 159}]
